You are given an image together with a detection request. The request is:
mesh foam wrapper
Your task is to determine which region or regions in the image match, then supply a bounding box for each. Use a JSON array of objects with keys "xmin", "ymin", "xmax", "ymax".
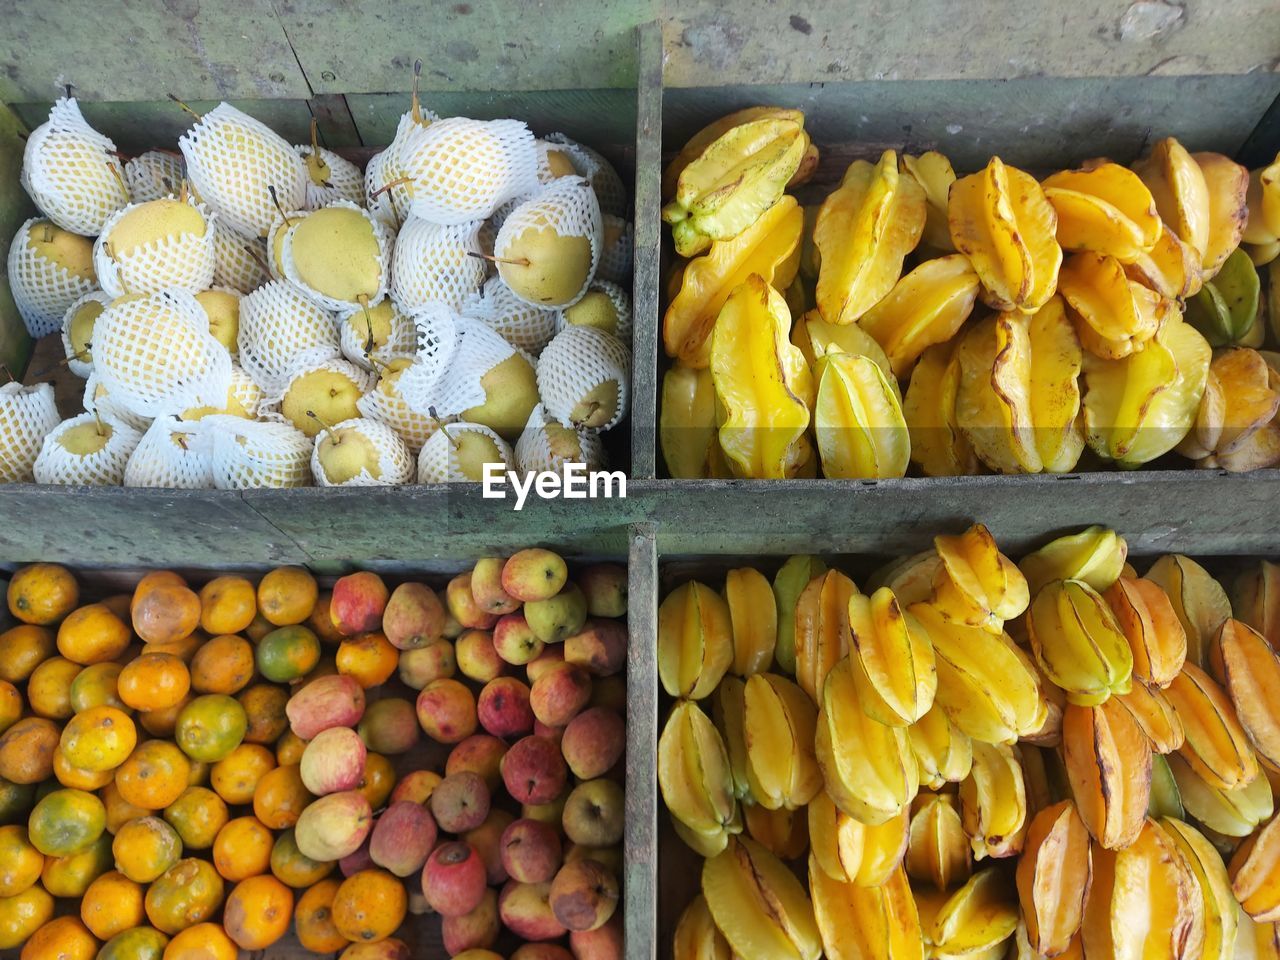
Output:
[
  {"xmin": 339, "ymin": 301, "xmax": 419, "ymax": 370},
  {"xmin": 212, "ymin": 219, "xmax": 270, "ymax": 293},
  {"xmin": 395, "ymin": 303, "xmax": 461, "ymax": 416},
  {"xmin": 417, "ymin": 422, "xmax": 513, "ymax": 483},
  {"xmin": 8, "ymin": 218, "xmax": 99, "ymax": 337},
  {"xmin": 83, "ymin": 373, "xmax": 151, "ymax": 432},
  {"xmin": 390, "ymin": 217, "xmax": 485, "ymax": 313},
  {"xmin": 281, "ymin": 200, "xmax": 392, "ymax": 313},
  {"xmin": 365, "ymin": 151, "xmax": 399, "ymax": 230},
  {"xmin": 516, "ymin": 403, "xmax": 606, "ymax": 474},
  {"xmin": 536, "ymin": 140, "xmax": 575, "ymax": 184},
  {"xmin": 407, "ymin": 315, "xmax": 519, "ymax": 420},
  {"xmin": 311, "ymin": 416, "xmax": 413, "ymax": 487},
  {"xmin": 463, "ymin": 275, "xmax": 559, "ymax": 355},
  {"xmin": 380, "ymin": 111, "xmax": 440, "ymax": 225},
  {"xmin": 181, "ymin": 363, "xmax": 263, "ymax": 420},
  {"xmin": 400, "ymin": 117, "xmax": 539, "ymax": 225},
  {"xmin": 206, "ymin": 415, "xmax": 313, "ymax": 489},
  {"xmin": 558, "ymin": 279, "xmax": 632, "ymax": 344},
  {"xmin": 495, "ymin": 176, "xmax": 602, "ymax": 309},
  {"xmin": 179, "ymin": 103, "xmax": 308, "ymax": 238},
  {"xmin": 295, "ymin": 145, "xmax": 365, "ymax": 210},
  {"xmin": 546, "ymin": 133, "xmax": 628, "ymax": 219},
  {"xmin": 93, "ymin": 195, "xmax": 217, "ymax": 297},
  {"xmin": 0, "ymin": 383, "xmax": 62, "ymax": 482},
  {"xmin": 22, "ymin": 98, "xmax": 129, "ymax": 236},
  {"xmin": 356, "ymin": 370, "xmax": 438, "ymax": 455},
  {"xmin": 262, "ymin": 356, "xmax": 375, "ymax": 426},
  {"xmin": 60, "ymin": 290, "xmax": 112, "ymax": 378},
  {"xmin": 237, "ymin": 280, "xmax": 340, "ymax": 394},
  {"xmin": 598, "ymin": 215, "xmax": 633, "ymax": 285},
  {"xmin": 537, "ymin": 325, "xmax": 630, "ymax": 434},
  {"xmin": 95, "ymin": 289, "xmax": 234, "ymax": 419},
  {"xmin": 33, "ymin": 412, "xmax": 142, "ymax": 486},
  {"xmin": 124, "ymin": 417, "xmax": 214, "ymax": 489},
  {"xmin": 124, "ymin": 151, "xmax": 186, "ymax": 204}
]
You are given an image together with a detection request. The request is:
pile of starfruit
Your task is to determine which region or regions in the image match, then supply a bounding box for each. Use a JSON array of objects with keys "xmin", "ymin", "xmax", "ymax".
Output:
[
  {"xmin": 660, "ymin": 107, "xmax": 1280, "ymax": 477},
  {"xmin": 659, "ymin": 522, "xmax": 1280, "ymax": 960}
]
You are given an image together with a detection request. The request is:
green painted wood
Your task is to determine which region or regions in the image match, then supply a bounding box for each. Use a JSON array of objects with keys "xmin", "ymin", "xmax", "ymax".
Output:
[
  {"xmin": 0, "ymin": 0, "xmax": 310, "ymax": 103},
  {"xmin": 661, "ymin": 0, "xmax": 1280, "ymax": 87},
  {"xmin": 625, "ymin": 523, "xmax": 659, "ymax": 960},
  {"xmin": 630, "ymin": 23, "xmax": 663, "ymax": 479},
  {"xmin": 307, "ymin": 93, "xmax": 362, "ymax": 149},
  {"xmin": 0, "ymin": 102, "xmax": 34, "ymax": 377}
]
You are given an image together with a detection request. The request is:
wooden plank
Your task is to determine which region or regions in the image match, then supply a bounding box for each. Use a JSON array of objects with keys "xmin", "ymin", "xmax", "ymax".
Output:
[
  {"xmin": 0, "ymin": 102, "xmax": 34, "ymax": 377},
  {"xmin": 625, "ymin": 523, "xmax": 659, "ymax": 960},
  {"xmin": 630, "ymin": 23, "xmax": 662, "ymax": 479},
  {"xmin": 1239, "ymin": 89, "xmax": 1280, "ymax": 167},
  {"xmin": 0, "ymin": 0, "xmax": 310, "ymax": 103},
  {"xmin": 661, "ymin": 0, "xmax": 1280, "ymax": 88},
  {"xmin": 307, "ymin": 93, "xmax": 362, "ymax": 149}
]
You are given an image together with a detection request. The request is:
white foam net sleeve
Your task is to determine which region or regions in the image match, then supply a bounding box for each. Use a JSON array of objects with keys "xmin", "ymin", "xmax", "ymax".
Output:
[
  {"xmin": 296, "ymin": 145, "xmax": 365, "ymax": 210},
  {"xmin": 124, "ymin": 417, "xmax": 215, "ymax": 488},
  {"xmin": 22, "ymin": 98, "xmax": 130, "ymax": 236},
  {"xmin": 356, "ymin": 371, "xmax": 438, "ymax": 456},
  {"xmin": 537, "ymin": 325, "xmax": 630, "ymax": 434},
  {"xmin": 179, "ymin": 103, "xmax": 308, "ymax": 238},
  {"xmin": 536, "ymin": 140, "xmax": 573, "ymax": 184},
  {"xmin": 267, "ymin": 356, "xmax": 375, "ymax": 419},
  {"xmin": 546, "ymin": 133, "xmax": 628, "ymax": 219},
  {"xmin": 225, "ymin": 364, "xmax": 265, "ymax": 418},
  {"xmin": 125, "ymin": 151, "xmax": 186, "ymax": 204},
  {"xmin": 394, "ymin": 303, "xmax": 461, "ymax": 417},
  {"xmin": 339, "ymin": 302, "xmax": 419, "ymax": 370},
  {"xmin": 281, "ymin": 200, "xmax": 391, "ymax": 313},
  {"xmin": 515, "ymin": 403, "xmax": 607, "ymax": 474},
  {"xmin": 417, "ymin": 422, "xmax": 513, "ymax": 483},
  {"xmin": 365, "ymin": 151, "xmax": 400, "ymax": 231},
  {"xmin": 379, "ymin": 111, "xmax": 440, "ymax": 226},
  {"xmin": 207, "ymin": 415, "xmax": 313, "ymax": 489},
  {"xmin": 463, "ymin": 276, "xmax": 559, "ymax": 356},
  {"xmin": 265, "ymin": 210, "xmax": 309, "ymax": 280},
  {"xmin": 311, "ymin": 417, "xmax": 414, "ymax": 487},
  {"xmin": 597, "ymin": 215, "xmax": 633, "ymax": 285},
  {"xmin": 8, "ymin": 218, "xmax": 99, "ymax": 337},
  {"xmin": 93, "ymin": 196, "xmax": 218, "ymax": 297},
  {"xmin": 416, "ymin": 316, "xmax": 518, "ymax": 419},
  {"xmin": 0, "ymin": 383, "xmax": 62, "ymax": 482},
  {"xmin": 236, "ymin": 280, "xmax": 339, "ymax": 394},
  {"xmin": 83, "ymin": 374, "xmax": 151, "ymax": 433},
  {"xmin": 212, "ymin": 219, "xmax": 271, "ymax": 293},
  {"xmin": 495, "ymin": 176, "xmax": 602, "ymax": 309},
  {"xmin": 390, "ymin": 217, "xmax": 486, "ymax": 313},
  {"xmin": 60, "ymin": 290, "xmax": 112, "ymax": 378},
  {"xmin": 33, "ymin": 412, "xmax": 142, "ymax": 486},
  {"xmin": 559, "ymin": 279, "xmax": 632, "ymax": 343},
  {"xmin": 400, "ymin": 117, "xmax": 539, "ymax": 225}
]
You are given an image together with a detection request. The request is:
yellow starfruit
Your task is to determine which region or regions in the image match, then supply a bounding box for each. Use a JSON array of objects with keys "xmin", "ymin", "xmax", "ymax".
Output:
[
  {"xmin": 813, "ymin": 349, "xmax": 910, "ymax": 480},
  {"xmin": 901, "ymin": 151, "xmax": 957, "ymax": 251},
  {"xmin": 1043, "ymin": 162, "xmax": 1161, "ymax": 263},
  {"xmin": 1058, "ymin": 252, "xmax": 1166, "ymax": 359},
  {"xmin": 661, "ymin": 364, "xmax": 718, "ymax": 479},
  {"xmin": 903, "ymin": 340, "xmax": 979, "ymax": 477}
]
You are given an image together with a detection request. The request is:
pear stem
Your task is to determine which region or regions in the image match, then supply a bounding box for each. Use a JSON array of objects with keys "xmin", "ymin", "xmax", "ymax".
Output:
[
  {"xmin": 310, "ymin": 117, "xmax": 321, "ymax": 156},
  {"xmin": 357, "ymin": 295, "xmax": 376, "ymax": 357},
  {"xmin": 306, "ymin": 409, "xmax": 341, "ymax": 445},
  {"xmin": 167, "ymin": 94, "xmax": 204, "ymax": 122},
  {"xmin": 467, "ymin": 252, "xmax": 530, "ymax": 267},
  {"xmin": 572, "ymin": 401, "xmax": 601, "ymax": 428},
  {"xmin": 92, "ymin": 409, "xmax": 107, "ymax": 437},
  {"xmin": 369, "ymin": 176, "xmax": 413, "ymax": 200},
  {"xmin": 178, "ymin": 179, "xmax": 190, "ymax": 205},
  {"xmin": 364, "ymin": 353, "xmax": 393, "ymax": 374},
  {"xmin": 410, "ymin": 58, "xmax": 424, "ymax": 125},
  {"xmin": 428, "ymin": 406, "xmax": 459, "ymax": 450},
  {"xmin": 31, "ymin": 342, "xmax": 93, "ymax": 378},
  {"xmin": 268, "ymin": 185, "xmax": 295, "ymax": 227},
  {"xmin": 245, "ymin": 242, "xmax": 271, "ymax": 275},
  {"xmin": 175, "ymin": 432, "xmax": 189, "ymax": 451}
]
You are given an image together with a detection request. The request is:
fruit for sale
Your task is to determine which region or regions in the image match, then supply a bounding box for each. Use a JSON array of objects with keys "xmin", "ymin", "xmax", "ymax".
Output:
[
  {"xmin": 1062, "ymin": 698, "xmax": 1150, "ymax": 849},
  {"xmin": 903, "ymin": 793, "xmax": 971, "ymax": 893},
  {"xmin": 1102, "ymin": 575, "xmax": 1187, "ymax": 687},
  {"xmin": 932, "ymin": 523, "xmax": 1029, "ymax": 633},
  {"xmin": 1194, "ymin": 151, "xmax": 1250, "ymax": 279},
  {"xmin": 1058, "ymin": 251, "xmax": 1166, "ymax": 359},
  {"xmin": 1019, "ymin": 526, "xmax": 1128, "ymax": 597},
  {"xmin": 1134, "ymin": 136, "xmax": 1212, "ymax": 263},
  {"xmin": 900, "ymin": 151, "xmax": 956, "ymax": 252},
  {"xmin": 673, "ymin": 894, "xmax": 730, "ymax": 960},
  {"xmin": 792, "ymin": 570, "xmax": 856, "ymax": 705},
  {"xmin": 846, "ymin": 587, "xmax": 935, "ymax": 726},
  {"xmin": 1185, "ymin": 248, "xmax": 1263, "ymax": 347},
  {"xmin": 1115, "ymin": 678, "xmax": 1185, "ymax": 753},
  {"xmin": 1161, "ymin": 817, "xmax": 1239, "ymax": 960},
  {"xmin": 658, "ymin": 580, "xmax": 732, "ymax": 701},
  {"xmin": 958, "ymin": 740, "xmax": 1027, "ymax": 860},
  {"xmin": 917, "ymin": 867, "xmax": 1019, "ymax": 959},
  {"xmin": 908, "ymin": 704, "xmax": 973, "ymax": 789},
  {"xmin": 772, "ymin": 556, "xmax": 827, "ymax": 677},
  {"xmin": 537, "ymin": 325, "xmax": 629, "ymax": 432},
  {"xmin": 1027, "ymin": 579, "xmax": 1133, "ymax": 705},
  {"xmin": 1145, "ymin": 555, "xmax": 1231, "ymax": 670},
  {"xmin": 1164, "ymin": 660, "xmax": 1259, "ymax": 794},
  {"xmin": 95, "ymin": 194, "xmax": 216, "ymax": 298},
  {"xmin": 22, "ymin": 98, "xmax": 128, "ymax": 237},
  {"xmin": 311, "ymin": 416, "xmax": 413, "ymax": 487},
  {"xmin": 1234, "ymin": 561, "xmax": 1280, "ymax": 647},
  {"xmin": 812, "ymin": 347, "xmax": 911, "ymax": 479},
  {"xmin": 722, "ymin": 567, "xmax": 777, "ymax": 677},
  {"xmin": 33, "ymin": 411, "xmax": 141, "ymax": 486},
  {"xmin": 1042, "ymin": 162, "xmax": 1161, "ymax": 263},
  {"xmin": 1014, "ymin": 800, "xmax": 1091, "ymax": 957},
  {"xmin": 902, "ymin": 340, "xmax": 978, "ymax": 477},
  {"xmin": 702, "ymin": 836, "xmax": 820, "ymax": 960},
  {"xmin": 496, "ymin": 177, "xmax": 600, "ymax": 308},
  {"xmin": 658, "ymin": 700, "xmax": 738, "ymax": 855},
  {"xmin": 1210, "ymin": 619, "xmax": 1280, "ymax": 770},
  {"xmin": 741, "ymin": 673, "xmax": 821, "ymax": 810},
  {"xmin": 809, "ymin": 861, "xmax": 921, "ymax": 960}
]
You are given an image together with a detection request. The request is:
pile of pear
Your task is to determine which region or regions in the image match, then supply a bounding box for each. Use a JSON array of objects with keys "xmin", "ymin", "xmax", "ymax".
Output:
[{"xmin": 2, "ymin": 77, "xmax": 633, "ymax": 490}]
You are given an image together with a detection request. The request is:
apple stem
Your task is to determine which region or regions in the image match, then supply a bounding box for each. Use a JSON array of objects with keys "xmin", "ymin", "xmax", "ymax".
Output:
[
  {"xmin": 167, "ymin": 94, "xmax": 203, "ymax": 122},
  {"xmin": 467, "ymin": 252, "xmax": 530, "ymax": 267},
  {"xmin": 410, "ymin": 58, "xmax": 425, "ymax": 125},
  {"xmin": 369, "ymin": 176, "xmax": 413, "ymax": 200},
  {"xmin": 306, "ymin": 409, "xmax": 341, "ymax": 445},
  {"xmin": 268, "ymin": 185, "xmax": 295, "ymax": 227}
]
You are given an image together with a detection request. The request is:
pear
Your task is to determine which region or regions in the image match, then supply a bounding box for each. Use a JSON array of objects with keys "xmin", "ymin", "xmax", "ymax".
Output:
[
  {"xmin": 83, "ymin": 374, "xmax": 150, "ymax": 432},
  {"xmin": 123, "ymin": 417, "xmax": 214, "ymax": 489},
  {"xmin": 417, "ymin": 421, "xmax": 513, "ymax": 483},
  {"xmin": 339, "ymin": 299, "xmax": 416, "ymax": 369},
  {"xmin": 515, "ymin": 403, "xmax": 605, "ymax": 473},
  {"xmin": 22, "ymin": 98, "xmax": 129, "ymax": 235},
  {"xmin": 105, "ymin": 197, "xmax": 207, "ymax": 255},
  {"xmin": 539, "ymin": 141, "xmax": 579, "ymax": 181},
  {"xmin": 495, "ymin": 177, "xmax": 601, "ymax": 308},
  {"xmin": 33, "ymin": 412, "xmax": 142, "ymax": 486},
  {"xmin": 462, "ymin": 275, "xmax": 559, "ymax": 355},
  {"xmin": 211, "ymin": 219, "xmax": 270, "ymax": 294},
  {"xmin": 364, "ymin": 150, "xmax": 400, "ymax": 231},
  {"xmin": 461, "ymin": 352, "xmax": 540, "ymax": 441},
  {"xmin": 296, "ymin": 122, "xmax": 364, "ymax": 209},
  {"xmin": 596, "ymin": 215, "xmax": 633, "ymax": 284},
  {"xmin": 182, "ymin": 365, "xmax": 262, "ymax": 420},
  {"xmin": 205, "ymin": 417, "xmax": 313, "ymax": 489},
  {"xmin": 356, "ymin": 358, "xmax": 436, "ymax": 454},
  {"xmin": 560, "ymin": 281, "xmax": 631, "ymax": 341},
  {"xmin": 94, "ymin": 195, "xmax": 216, "ymax": 297},
  {"xmin": 0, "ymin": 382, "xmax": 61, "ymax": 482},
  {"xmin": 8, "ymin": 218, "xmax": 100, "ymax": 337},
  {"xmin": 124, "ymin": 150, "xmax": 186, "ymax": 204},
  {"xmin": 389, "ymin": 217, "xmax": 486, "ymax": 312},
  {"xmin": 61, "ymin": 291, "xmax": 112, "ymax": 377},
  {"xmin": 59, "ymin": 419, "xmax": 113, "ymax": 456},
  {"xmin": 283, "ymin": 203, "xmax": 387, "ymax": 310},
  {"xmin": 545, "ymin": 133, "xmax": 628, "ymax": 218},
  {"xmin": 26, "ymin": 221, "xmax": 95, "ymax": 279},
  {"xmin": 266, "ymin": 208, "xmax": 308, "ymax": 279},
  {"xmin": 398, "ymin": 117, "xmax": 538, "ymax": 224},
  {"xmin": 310, "ymin": 416, "xmax": 413, "ymax": 487},
  {"xmin": 195, "ymin": 289, "xmax": 241, "ymax": 353},
  {"xmin": 537, "ymin": 326, "xmax": 630, "ymax": 433},
  {"xmin": 279, "ymin": 359, "xmax": 373, "ymax": 438},
  {"xmin": 237, "ymin": 281, "xmax": 341, "ymax": 394}
]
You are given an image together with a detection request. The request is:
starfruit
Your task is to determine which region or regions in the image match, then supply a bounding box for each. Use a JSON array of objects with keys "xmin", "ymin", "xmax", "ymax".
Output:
[
  {"xmin": 1013, "ymin": 922, "xmax": 1084, "ymax": 960},
  {"xmin": 816, "ymin": 656, "xmax": 919, "ymax": 825},
  {"xmin": 1193, "ymin": 151, "xmax": 1250, "ymax": 280},
  {"xmin": 814, "ymin": 150, "xmax": 926, "ymax": 325},
  {"xmin": 1020, "ymin": 526, "xmax": 1129, "ymax": 596},
  {"xmin": 809, "ymin": 860, "xmax": 923, "ymax": 960},
  {"xmin": 1115, "ymin": 679, "xmax": 1186, "ymax": 754},
  {"xmin": 713, "ymin": 676, "xmax": 751, "ymax": 800},
  {"xmin": 723, "ymin": 567, "xmax": 777, "ymax": 677},
  {"xmin": 1169, "ymin": 751, "xmax": 1273, "ymax": 838},
  {"xmin": 1246, "ymin": 160, "xmax": 1280, "ymax": 249},
  {"xmin": 959, "ymin": 740, "xmax": 1028, "ymax": 860},
  {"xmin": 812, "ymin": 349, "xmax": 911, "ymax": 480},
  {"xmin": 1059, "ymin": 251, "xmax": 1169, "ymax": 359},
  {"xmin": 871, "ymin": 551, "xmax": 946, "ymax": 608},
  {"xmin": 1103, "ymin": 575, "xmax": 1188, "ymax": 687},
  {"xmin": 1126, "ymin": 221, "xmax": 1203, "ymax": 299},
  {"xmin": 1200, "ymin": 348, "xmax": 1280, "ymax": 458},
  {"xmin": 1149, "ymin": 751, "xmax": 1186, "ymax": 820},
  {"xmin": 702, "ymin": 836, "xmax": 821, "ymax": 960},
  {"xmin": 1161, "ymin": 817, "xmax": 1240, "ymax": 960},
  {"xmin": 1260, "ymin": 154, "xmax": 1280, "ymax": 238},
  {"xmin": 911, "ymin": 601, "xmax": 1044, "ymax": 745},
  {"xmin": 1146, "ymin": 554, "xmax": 1233, "ymax": 668},
  {"xmin": 902, "ymin": 151, "xmax": 957, "ymax": 251},
  {"xmin": 1042, "ymin": 163, "xmax": 1161, "ymax": 263},
  {"xmin": 663, "ymin": 117, "xmax": 807, "ymax": 257},
  {"xmin": 932, "ymin": 523, "xmax": 1029, "ymax": 631},
  {"xmin": 1232, "ymin": 811, "xmax": 1280, "ymax": 922},
  {"xmin": 1028, "ymin": 297, "xmax": 1088, "ymax": 473},
  {"xmin": 1234, "ymin": 560, "xmax": 1280, "ymax": 648},
  {"xmin": 661, "ymin": 364, "xmax": 718, "ymax": 478},
  {"xmin": 1210, "ymin": 619, "xmax": 1280, "ymax": 771},
  {"xmin": 1081, "ymin": 311, "xmax": 1212, "ymax": 467},
  {"xmin": 772, "ymin": 555, "xmax": 827, "ymax": 678},
  {"xmin": 857, "ymin": 255, "xmax": 981, "ymax": 377},
  {"xmin": 847, "ymin": 587, "xmax": 936, "ymax": 726},
  {"xmin": 664, "ymin": 195, "xmax": 804, "ymax": 367},
  {"xmin": 903, "ymin": 340, "xmax": 980, "ymax": 477},
  {"xmin": 742, "ymin": 801, "xmax": 809, "ymax": 860},
  {"xmin": 1236, "ymin": 904, "xmax": 1280, "ymax": 958},
  {"xmin": 659, "ymin": 700, "xmax": 740, "ymax": 854},
  {"xmin": 807, "ymin": 792, "xmax": 909, "ymax": 888},
  {"xmin": 1028, "ymin": 579, "xmax": 1133, "ymax": 706},
  {"xmin": 794, "ymin": 570, "xmax": 857, "ymax": 705},
  {"xmin": 1084, "ymin": 818, "xmax": 1206, "ymax": 960},
  {"xmin": 908, "ymin": 702, "xmax": 974, "ymax": 788},
  {"xmin": 710, "ymin": 274, "xmax": 812, "ymax": 478},
  {"xmin": 1185, "ymin": 249, "xmax": 1262, "ymax": 347},
  {"xmin": 917, "ymin": 867, "xmax": 1019, "ymax": 960},
  {"xmin": 742, "ymin": 672, "xmax": 823, "ymax": 811},
  {"xmin": 796, "ymin": 311, "xmax": 897, "ymax": 383},
  {"xmin": 1022, "ymin": 664, "xmax": 1067, "ymax": 748},
  {"xmin": 1015, "ymin": 800, "xmax": 1093, "ymax": 958},
  {"xmin": 1062, "ymin": 699, "xmax": 1151, "ymax": 849},
  {"xmin": 948, "ymin": 155, "xmax": 1062, "ymax": 313},
  {"xmin": 662, "ymin": 106, "xmax": 814, "ymax": 200},
  {"xmin": 673, "ymin": 894, "xmax": 732, "ymax": 960},
  {"xmin": 905, "ymin": 793, "xmax": 972, "ymax": 892},
  {"xmin": 658, "ymin": 580, "xmax": 734, "ymax": 700},
  {"xmin": 1134, "ymin": 136, "xmax": 1212, "ymax": 261},
  {"xmin": 1165, "ymin": 662, "xmax": 1259, "ymax": 791}
]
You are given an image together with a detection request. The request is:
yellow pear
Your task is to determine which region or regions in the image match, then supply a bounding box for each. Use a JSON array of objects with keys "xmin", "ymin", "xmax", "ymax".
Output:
[
  {"xmin": 286, "ymin": 205, "xmax": 383, "ymax": 305},
  {"xmin": 562, "ymin": 291, "xmax": 620, "ymax": 335},
  {"xmin": 498, "ymin": 227, "xmax": 593, "ymax": 306},
  {"xmin": 66, "ymin": 298, "xmax": 104, "ymax": 364},
  {"xmin": 105, "ymin": 198, "xmax": 206, "ymax": 256},
  {"xmin": 27, "ymin": 221, "xmax": 94, "ymax": 279},
  {"xmin": 314, "ymin": 425, "xmax": 381, "ymax": 484},
  {"xmin": 345, "ymin": 300, "xmax": 396, "ymax": 352},
  {"xmin": 543, "ymin": 145, "xmax": 578, "ymax": 179},
  {"xmin": 453, "ymin": 428, "xmax": 508, "ymax": 481},
  {"xmin": 58, "ymin": 419, "xmax": 112, "ymax": 456},
  {"xmin": 195, "ymin": 289, "xmax": 240, "ymax": 352},
  {"xmin": 461, "ymin": 353, "xmax": 540, "ymax": 440},
  {"xmin": 266, "ymin": 210, "xmax": 303, "ymax": 277},
  {"xmin": 569, "ymin": 380, "xmax": 620, "ymax": 430},
  {"xmin": 281, "ymin": 365, "xmax": 368, "ymax": 437}
]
